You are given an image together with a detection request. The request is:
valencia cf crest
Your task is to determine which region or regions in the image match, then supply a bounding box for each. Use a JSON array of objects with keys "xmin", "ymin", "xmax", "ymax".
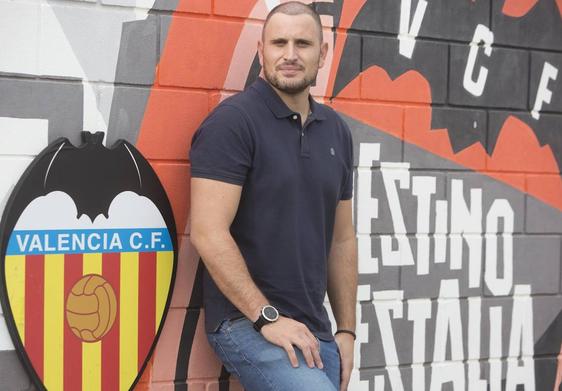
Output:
[{"xmin": 0, "ymin": 132, "xmax": 178, "ymax": 391}]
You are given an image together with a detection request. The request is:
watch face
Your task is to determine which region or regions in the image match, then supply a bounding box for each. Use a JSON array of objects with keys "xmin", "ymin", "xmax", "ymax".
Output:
[{"xmin": 262, "ymin": 306, "xmax": 279, "ymax": 322}]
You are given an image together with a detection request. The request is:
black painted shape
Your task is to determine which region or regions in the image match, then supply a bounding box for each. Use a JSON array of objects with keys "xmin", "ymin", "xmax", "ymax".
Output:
[
  {"xmin": 362, "ymin": 35, "xmax": 448, "ymax": 103},
  {"xmin": 331, "ymin": 0, "xmax": 559, "ymax": 174},
  {"xmin": 244, "ymin": 54, "xmax": 261, "ymax": 91},
  {"xmin": 529, "ymin": 51, "xmax": 562, "ymax": 113},
  {"xmin": 417, "ymin": 0, "xmax": 490, "ymax": 42},
  {"xmin": 529, "ymin": 114, "xmax": 562, "ymax": 174},
  {"xmin": 174, "ymin": 261, "xmax": 204, "ymax": 391},
  {"xmin": 311, "ymin": 1, "xmax": 333, "ymax": 15},
  {"xmin": 218, "ymin": 365, "xmax": 231, "ymax": 391},
  {"xmin": 42, "ymin": 132, "xmax": 140, "ymax": 221},
  {"xmin": 492, "ymin": 0, "xmax": 562, "ymax": 51},
  {"xmin": 533, "ymin": 357, "xmax": 559, "ymax": 391},
  {"xmin": 351, "ymin": 0, "xmax": 490, "ymax": 41},
  {"xmin": 533, "ymin": 309, "xmax": 562, "ymax": 391},
  {"xmin": 350, "ymin": 0, "xmax": 400, "ymax": 34},
  {"xmin": 333, "ymin": 0, "xmax": 453, "ymax": 98},
  {"xmin": 326, "ymin": 0, "xmax": 344, "ymax": 32},
  {"xmin": 430, "ymin": 107, "xmax": 487, "ymax": 153},
  {"xmin": 449, "ymin": 44, "xmax": 529, "ymax": 110},
  {"xmin": 332, "ymin": 33, "xmax": 361, "ymax": 98}
]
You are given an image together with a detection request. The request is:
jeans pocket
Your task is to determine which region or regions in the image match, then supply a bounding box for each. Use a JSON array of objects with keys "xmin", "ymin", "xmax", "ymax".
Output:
[
  {"xmin": 208, "ymin": 319, "xmax": 231, "ymax": 334},
  {"xmin": 228, "ymin": 316, "xmax": 249, "ymax": 328}
]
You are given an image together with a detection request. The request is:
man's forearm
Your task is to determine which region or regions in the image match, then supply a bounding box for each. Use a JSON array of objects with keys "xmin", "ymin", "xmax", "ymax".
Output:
[
  {"xmin": 191, "ymin": 230, "xmax": 268, "ymax": 322},
  {"xmin": 327, "ymin": 236, "xmax": 358, "ymax": 331}
]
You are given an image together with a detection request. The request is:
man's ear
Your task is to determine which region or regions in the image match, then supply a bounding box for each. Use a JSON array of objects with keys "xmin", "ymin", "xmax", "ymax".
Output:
[{"xmin": 318, "ymin": 41, "xmax": 328, "ymax": 69}]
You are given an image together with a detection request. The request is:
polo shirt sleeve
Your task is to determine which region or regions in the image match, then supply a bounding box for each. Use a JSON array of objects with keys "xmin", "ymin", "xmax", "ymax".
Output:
[
  {"xmin": 190, "ymin": 104, "xmax": 253, "ymax": 186},
  {"xmin": 340, "ymin": 119, "xmax": 354, "ymax": 200}
]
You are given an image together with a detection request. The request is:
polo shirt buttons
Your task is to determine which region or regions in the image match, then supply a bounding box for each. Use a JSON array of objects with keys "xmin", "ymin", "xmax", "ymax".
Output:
[{"xmin": 292, "ymin": 114, "xmax": 298, "ymax": 120}]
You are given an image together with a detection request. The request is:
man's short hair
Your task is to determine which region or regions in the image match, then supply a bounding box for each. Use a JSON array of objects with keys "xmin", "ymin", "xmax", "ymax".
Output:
[{"xmin": 263, "ymin": 1, "xmax": 324, "ymax": 42}]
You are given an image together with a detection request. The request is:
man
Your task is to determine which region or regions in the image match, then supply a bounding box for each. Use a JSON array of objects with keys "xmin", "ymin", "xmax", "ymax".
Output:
[{"xmin": 189, "ymin": 2, "xmax": 357, "ymax": 390}]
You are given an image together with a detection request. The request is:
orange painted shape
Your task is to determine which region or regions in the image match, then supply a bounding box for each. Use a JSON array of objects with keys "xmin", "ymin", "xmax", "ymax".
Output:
[
  {"xmin": 151, "ymin": 383, "xmax": 205, "ymax": 391},
  {"xmin": 136, "ymin": 89, "xmax": 208, "ymax": 160},
  {"xmin": 328, "ymin": 99, "xmax": 403, "ymax": 139},
  {"xmin": 338, "ymin": 0, "xmax": 367, "ymax": 29},
  {"xmin": 134, "ymin": 2, "xmax": 260, "ymax": 389},
  {"xmin": 213, "ymin": 0, "xmax": 259, "ymax": 18},
  {"xmin": 150, "ymin": 162, "xmax": 190, "ymax": 235},
  {"xmin": 169, "ymin": 240, "xmax": 200, "ymax": 309},
  {"xmin": 148, "ymin": 383, "xmax": 175, "ymax": 391},
  {"xmin": 501, "ymin": 0, "xmax": 538, "ymax": 17},
  {"xmin": 360, "ymin": 66, "xmax": 433, "ymax": 104},
  {"xmin": 206, "ymin": 380, "xmax": 245, "ymax": 391},
  {"xmin": 334, "ymin": 69, "xmax": 561, "ymax": 211},
  {"xmin": 229, "ymin": 380, "xmax": 245, "ymax": 391},
  {"xmin": 223, "ymin": 21, "xmax": 263, "ymax": 92},
  {"xmin": 557, "ymin": 0, "xmax": 562, "ymax": 17},
  {"xmin": 184, "ymin": 382, "xmax": 206, "ymax": 391},
  {"xmin": 526, "ymin": 174, "xmax": 562, "ymax": 211},
  {"xmin": 150, "ymin": 383, "xmax": 206, "ymax": 391},
  {"xmin": 209, "ymin": 92, "xmax": 236, "ymax": 112},
  {"xmin": 209, "ymin": 92, "xmax": 223, "ymax": 111},
  {"xmin": 158, "ymin": 17, "xmax": 246, "ymax": 89},
  {"xmin": 486, "ymin": 116, "xmax": 560, "ymax": 174},
  {"xmin": 187, "ymin": 313, "xmax": 223, "ymax": 379},
  {"xmin": 175, "ymin": 0, "xmax": 212, "ymax": 14},
  {"xmin": 151, "ymin": 308, "xmax": 185, "ymax": 382},
  {"xmin": 135, "ymin": 359, "xmax": 152, "ymax": 390}
]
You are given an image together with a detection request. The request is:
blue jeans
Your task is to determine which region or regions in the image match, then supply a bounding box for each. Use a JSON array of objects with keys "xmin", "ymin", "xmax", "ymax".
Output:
[{"xmin": 207, "ymin": 317, "xmax": 341, "ymax": 391}]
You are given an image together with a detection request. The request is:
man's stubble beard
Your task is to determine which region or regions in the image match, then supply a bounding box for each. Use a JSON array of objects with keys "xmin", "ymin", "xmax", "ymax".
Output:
[{"xmin": 263, "ymin": 64, "xmax": 318, "ymax": 95}]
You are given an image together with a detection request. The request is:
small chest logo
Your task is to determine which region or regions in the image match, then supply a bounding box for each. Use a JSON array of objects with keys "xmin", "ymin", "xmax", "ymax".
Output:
[{"xmin": 330, "ymin": 147, "xmax": 335, "ymax": 156}]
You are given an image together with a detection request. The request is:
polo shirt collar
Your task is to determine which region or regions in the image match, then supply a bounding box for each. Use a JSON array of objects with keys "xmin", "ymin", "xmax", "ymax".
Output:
[{"xmin": 252, "ymin": 77, "xmax": 327, "ymax": 121}]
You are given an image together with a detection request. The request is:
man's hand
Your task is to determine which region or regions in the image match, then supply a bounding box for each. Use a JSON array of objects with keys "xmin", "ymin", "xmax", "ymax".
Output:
[
  {"xmin": 335, "ymin": 332, "xmax": 354, "ymax": 391},
  {"xmin": 260, "ymin": 317, "xmax": 323, "ymax": 369}
]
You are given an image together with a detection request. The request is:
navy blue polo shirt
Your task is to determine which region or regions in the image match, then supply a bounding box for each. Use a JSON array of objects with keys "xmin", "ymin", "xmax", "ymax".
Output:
[{"xmin": 190, "ymin": 77, "xmax": 353, "ymax": 340}]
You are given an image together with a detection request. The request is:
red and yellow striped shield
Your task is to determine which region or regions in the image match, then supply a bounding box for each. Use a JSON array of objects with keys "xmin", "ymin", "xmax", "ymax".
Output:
[
  {"xmin": 5, "ymin": 248, "xmax": 173, "ymax": 391},
  {"xmin": 2, "ymin": 201, "xmax": 176, "ymax": 391}
]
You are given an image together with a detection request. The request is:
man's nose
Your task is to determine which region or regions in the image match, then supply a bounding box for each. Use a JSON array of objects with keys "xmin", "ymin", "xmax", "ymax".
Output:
[{"xmin": 283, "ymin": 42, "xmax": 297, "ymax": 61}]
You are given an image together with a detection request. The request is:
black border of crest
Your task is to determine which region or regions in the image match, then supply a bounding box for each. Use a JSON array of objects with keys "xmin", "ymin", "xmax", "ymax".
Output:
[{"xmin": 0, "ymin": 137, "xmax": 179, "ymax": 391}]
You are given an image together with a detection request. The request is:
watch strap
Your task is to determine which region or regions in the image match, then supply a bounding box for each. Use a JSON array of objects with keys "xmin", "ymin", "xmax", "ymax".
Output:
[
  {"xmin": 253, "ymin": 316, "xmax": 268, "ymax": 332},
  {"xmin": 253, "ymin": 305, "xmax": 279, "ymax": 332}
]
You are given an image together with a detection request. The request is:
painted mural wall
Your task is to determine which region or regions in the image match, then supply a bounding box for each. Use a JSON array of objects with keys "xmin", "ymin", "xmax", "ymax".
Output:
[{"xmin": 0, "ymin": 0, "xmax": 561, "ymax": 390}]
